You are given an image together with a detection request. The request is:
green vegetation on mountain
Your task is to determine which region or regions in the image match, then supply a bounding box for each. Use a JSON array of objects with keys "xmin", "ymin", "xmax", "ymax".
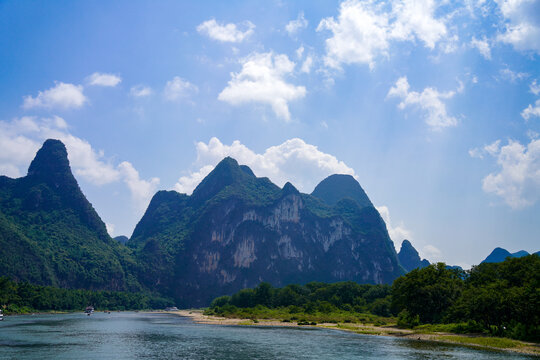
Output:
[
  {"xmin": 481, "ymin": 247, "xmax": 531, "ymax": 263},
  {"xmin": 0, "ymin": 276, "xmax": 171, "ymax": 314},
  {"xmin": 311, "ymin": 174, "xmax": 373, "ymax": 208},
  {"xmin": 130, "ymin": 156, "xmax": 403, "ymax": 306},
  {"xmin": 397, "ymin": 240, "xmax": 430, "ymax": 272},
  {"xmin": 0, "ymin": 139, "xmax": 140, "ymax": 291}
]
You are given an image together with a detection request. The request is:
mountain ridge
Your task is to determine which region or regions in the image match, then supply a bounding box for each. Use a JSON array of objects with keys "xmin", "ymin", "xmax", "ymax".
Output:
[
  {"xmin": 130, "ymin": 157, "xmax": 404, "ymax": 306},
  {"xmin": 0, "ymin": 139, "xmax": 139, "ymax": 291}
]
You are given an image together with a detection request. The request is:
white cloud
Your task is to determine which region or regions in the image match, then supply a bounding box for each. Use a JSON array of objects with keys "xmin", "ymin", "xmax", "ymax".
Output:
[
  {"xmin": 164, "ymin": 76, "xmax": 198, "ymax": 101},
  {"xmin": 376, "ymin": 205, "xmax": 413, "ymax": 245},
  {"xmin": 286, "ymin": 12, "xmax": 308, "ymax": 36},
  {"xmin": 469, "ymin": 140, "xmax": 501, "ymax": 159},
  {"xmin": 470, "ymin": 36, "xmax": 492, "ymax": 59},
  {"xmin": 317, "ymin": 0, "xmax": 449, "ymax": 69},
  {"xmin": 0, "ymin": 116, "xmax": 159, "ymax": 213},
  {"xmin": 390, "ymin": 0, "xmax": 448, "ymax": 49},
  {"xmin": 480, "ymin": 138, "xmax": 540, "ymax": 208},
  {"xmin": 296, "ymin": 46, "xmax": 305, "ymax": 59},
  {"xmin": 118, "ymin": 161, "xmax": 160, "ymax": 211},
  {"xmin": 300, "ymin": 56, "xmax": 314, "ymax": 73},
  {"xmin": 106, "ymin": 223, "xmax": 115, "ymax": 237},
  {"xmin": 422, "ymin": 244, "xmax": 442, "ymax": 262},
  {"xmin": 499, "ymin": 67, "xmax": 528, "ymax": 82},
  {"xmin": 218, "ymin": 52, "xmax": 306, "ymax": 121},
  {"xmin": 317, "ymin": 0, "xmax": 391, "ymax": 69},
  {"xmin": 496, "ymin": 0, "xmax": 540, "ymax": 54},
  {"xmin": 130, "ymin": 85, "xmax": 153, "ymax": 97},
  {"xmin": 530, "ymin": 80, "xmax": 540, "ymax": 95},
  {"xmin": 174, "ymin": 137, "xmax": 355, "ymax": 194},
  {"xmin": 522, "ymin": 99, "xmax": 540, "ymax": 120},
  {"xmin": 387, "ymin": 76, "xmax": 460, "ymax": 130},
  {"xmin": 378, "ymin": 204, "xmax": 441, "ymax": 261},
  {"xmin": 23, "ymin": 82, "xmax": 86, "ymax": 110},
  {"xmin": 86, "ymin": 72, "xmax": 122, "ymax": 87},
  {"xmin": 197, "ymin": 19, "xmax": 255, "ymax": 43}
]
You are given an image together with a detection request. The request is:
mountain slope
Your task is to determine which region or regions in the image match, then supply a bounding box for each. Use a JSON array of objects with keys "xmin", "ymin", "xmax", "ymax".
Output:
[
  {"xmin": 0, "ymin": 139, "xmax": 139, "ymax": 291},
  {"xmin": 131, "ymin": 158, "xmax": 403, "ymax": 307},
  {"xmin": 398, "ymin": 240, "xmax": 430, "ymax": 272},
  {"xmin": 311, "ymin": 174, "xmax": 373, "ymax": 208},
  {"xmin": 481, "ymin": 247, "xmax": 531, "ymax": 263}
]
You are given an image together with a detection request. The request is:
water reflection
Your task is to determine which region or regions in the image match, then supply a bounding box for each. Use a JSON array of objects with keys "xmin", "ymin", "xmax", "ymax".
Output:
[{"xmin": 0, "ymin": 312, "xmax": 535, "ymax": 360}]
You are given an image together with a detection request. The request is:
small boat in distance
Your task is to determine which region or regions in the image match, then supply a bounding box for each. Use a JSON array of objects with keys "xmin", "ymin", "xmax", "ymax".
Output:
[
  {"xmin": 84, "ymin": 306, "xmax": 94, "ymax": 316},
  {"xmin": 0, "ymin": 309, "xmax": 3, "ymax": 321}
]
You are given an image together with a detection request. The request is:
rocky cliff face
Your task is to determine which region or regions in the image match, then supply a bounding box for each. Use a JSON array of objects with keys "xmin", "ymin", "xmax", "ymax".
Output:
[
  {"xmin": 397, "ymin": 240, "xmax": 430, "ymax": 272},
  {"xmin": 131, "ymin": 157, "xmax": 404, "ymax": 307}
]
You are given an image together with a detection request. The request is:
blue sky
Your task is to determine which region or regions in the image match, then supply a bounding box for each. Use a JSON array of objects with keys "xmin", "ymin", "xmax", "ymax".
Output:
[{"xmin": 1, "ymin": 0, "xmax": 539, "ymax": 268}]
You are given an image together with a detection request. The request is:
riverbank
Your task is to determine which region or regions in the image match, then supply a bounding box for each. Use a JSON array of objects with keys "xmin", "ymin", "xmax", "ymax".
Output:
[{"xmin": 175, "ymin": 310, "xmax": 540, "ymax": 357}]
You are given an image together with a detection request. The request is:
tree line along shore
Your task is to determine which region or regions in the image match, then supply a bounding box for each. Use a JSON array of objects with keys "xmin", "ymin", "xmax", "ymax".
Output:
[
  {"xmin": 1, "ymin": 255, "xmax": 538, "ymax": 353},
  {"xmin": 205, "ymin": 255, "xmax": 539, "ymax": 343}
]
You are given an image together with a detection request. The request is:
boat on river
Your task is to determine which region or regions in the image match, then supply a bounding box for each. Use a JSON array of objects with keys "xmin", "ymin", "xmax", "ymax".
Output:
[
  {"xmin": 84, "ymin": 306, "xmax": 94, "ymax": 315},
  {"xmin": 0, "ymin": 309, "xmax": 3, "ymax": 321}
]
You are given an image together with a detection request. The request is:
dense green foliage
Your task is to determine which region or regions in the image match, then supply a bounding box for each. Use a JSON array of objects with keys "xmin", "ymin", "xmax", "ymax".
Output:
[
  {"xmin": 206, "ymin": 281, "xmax": 394, "ymax": 320},
  {"xmin": 0, "ymin": 140, "xmax": 140, "ymax": 291},
  {"xmin": 392, "ymin": 255, "xmax": 540, "ymax": 341},
  {"xmin": 0, "ymin": 276, "xmax": 171, "ymax": 314},
  {"xmin": 207, "ymin": 255, "xmax": 539, "ymax": 343}
]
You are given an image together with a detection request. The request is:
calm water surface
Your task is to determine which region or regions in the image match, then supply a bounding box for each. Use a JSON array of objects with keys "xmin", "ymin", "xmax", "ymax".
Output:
[{"xmin": 0, "ymin": 312, "xmax": 534, "ymax": 359}]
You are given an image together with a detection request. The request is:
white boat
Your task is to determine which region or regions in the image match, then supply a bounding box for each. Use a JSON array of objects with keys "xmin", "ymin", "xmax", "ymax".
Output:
[
  {"xmin": 84, "ymin": 306, "xmax": 94, "ymax": 315},
  {"xmin": 0, "ymin": 309, "xmax": 3, "ymax": 321}
]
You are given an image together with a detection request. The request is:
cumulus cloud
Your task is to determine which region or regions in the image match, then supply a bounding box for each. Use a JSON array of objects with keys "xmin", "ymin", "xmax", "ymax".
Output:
[
  {"xmin": 470, "ymin": 36, "xmax": 492, "ymax": 59},
  {"xmin": 389, "ymin": 0, "xmax": 448, "ymax": 49},
  {"xmin": 174, "ymin": 137, "xmax": 356, "ymax": 194},
  {"xmin": 118, "ymin": 161, "xmax": 160, "ymax": 211},
  {"xmin": 496, "ymin": 0, "xmax": 540, "ymax": 54},
  {"xmin": 197, "ymin": 19, "xmax": 255, "ymax": 43},
  {"xmin": 106, "ymin": 223, "xmax": 115, "ymax": 237},
  {"xmin": 477, "ymin": 138, "xmax": 540, "ymax": 208},
  {"xmin": 86, "ymin": 72, "xmax": 122, "ymax": 87},
  {"xmin": 421, "ymin": 244, "xmax": 442, "ymax": 262},
  {"xmin": 499, "ymin": 67, "xmax": 528, "ymax": 82},
  {"xmin": 387, "ymin": 76, "xmax": 460, "ymax": 130},
  {"xmin": 522, "ymin": 99, "xmax": 540, "ymax": 120},
  {"xmin": 23, "ymin": 82, "xmax": 87, "ymax": 110},
  {"xmin": 164, "ymin": 76, "xmax": 198, "ymax": 101},
  {"xmin": 0, "ymin": 116, "xmax": 159, "ymax": 212},
  {"xmin": 286, "ymin": 12, "xmax": 308, "ymax": 36},
  {"xmin": 130, "ymin": 85, "xmax": 153, "ymax": 97},
  {"xmin": 317, "ymin": 0, "xmax": 391, "ymax": 69},
  {"xmin": 317, "ymin": 0, "xmax": 449, "ymax": 69},
  {"xmin": 300, "ymin": 56, "xmax": 314, "ymax": 73},
  {"xmin": 376, "ymin": 205, "xmax": 413, "ymax": 244},
  {"xmin": 218, "ymin": 52, "xmax": 306, "ymax": 121},
  {"xmin": 530, "ymin": 80, "xmax": 540, "ymax": 95}
]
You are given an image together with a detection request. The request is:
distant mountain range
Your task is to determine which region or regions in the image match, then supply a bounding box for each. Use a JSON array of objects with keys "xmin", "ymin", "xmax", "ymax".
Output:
[
  {"xmin": 1, "ymin": 139, "xmax": 481, "ymax": 306},
  {"xmin": 481, "ymin": 247, "xmax": 539, "ymax": 264},
  {"xmin": 397, "ymin": 240, "xmax": 430, "ymax": 272}
]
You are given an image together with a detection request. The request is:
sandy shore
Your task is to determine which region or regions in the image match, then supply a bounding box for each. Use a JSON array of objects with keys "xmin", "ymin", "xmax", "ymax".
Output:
[{"xmin": 173, "ymin": 310, "xmax": 540, "ymax": 357}]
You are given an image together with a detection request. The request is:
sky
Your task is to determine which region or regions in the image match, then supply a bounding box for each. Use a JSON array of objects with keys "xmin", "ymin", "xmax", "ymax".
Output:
[{"xmin": 1, "ymin": 0, "xmax": 539, "ymax": 268}]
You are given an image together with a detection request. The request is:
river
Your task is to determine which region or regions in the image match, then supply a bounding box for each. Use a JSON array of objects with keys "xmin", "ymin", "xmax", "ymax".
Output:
[{"xmin": 0, "ymin": 312, "xmax": 534, "ymax": 359}]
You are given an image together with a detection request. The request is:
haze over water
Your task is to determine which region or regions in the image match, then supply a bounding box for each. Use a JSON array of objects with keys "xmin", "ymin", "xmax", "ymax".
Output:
[{"xmin": 0, "ymin": 312, "xmax": 534, "ymax": 359}]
